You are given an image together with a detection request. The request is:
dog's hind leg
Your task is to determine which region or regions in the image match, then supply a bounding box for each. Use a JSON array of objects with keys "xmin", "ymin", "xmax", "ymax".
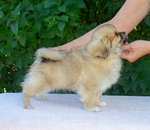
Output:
[{"xmin": 21, "ymin": 73, "xmax": 49, "ymax": 108}]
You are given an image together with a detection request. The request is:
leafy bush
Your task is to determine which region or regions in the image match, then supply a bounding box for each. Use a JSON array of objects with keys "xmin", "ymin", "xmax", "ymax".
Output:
[{"xmin": 0, "ymin": 0, "xmax": 150, "ymax": 95}]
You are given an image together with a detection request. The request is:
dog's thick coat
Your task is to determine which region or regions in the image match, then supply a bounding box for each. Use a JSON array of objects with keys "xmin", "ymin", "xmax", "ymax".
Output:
[{"xmin": 21, "ymin": 24, "xmax": 127, "ymax": 112}]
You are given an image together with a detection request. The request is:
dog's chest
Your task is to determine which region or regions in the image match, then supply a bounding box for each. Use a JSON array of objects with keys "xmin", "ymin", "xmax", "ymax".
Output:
[{"xmin": 99, "ymin": 59, "xmax": 122, "ymax": 92}]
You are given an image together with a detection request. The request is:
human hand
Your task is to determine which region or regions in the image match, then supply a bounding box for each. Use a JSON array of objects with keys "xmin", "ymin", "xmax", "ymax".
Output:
[{"xmin": 121, "ymin": 40, "xmax": 150, "ymax": 62}]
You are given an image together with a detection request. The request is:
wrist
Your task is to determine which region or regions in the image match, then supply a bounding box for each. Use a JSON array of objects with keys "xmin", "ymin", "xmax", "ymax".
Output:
[
  {"xmin": 147, "ymin": 41, "xmax": 150, "ymax": 54},
  {"xmin": 139, "ymin": 40, "xmax": 150, "ymax": 55}
]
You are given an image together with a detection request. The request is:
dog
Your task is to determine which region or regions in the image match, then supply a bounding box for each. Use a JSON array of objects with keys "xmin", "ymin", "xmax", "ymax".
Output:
[{"xmin": 21, "ymin": 24, "xmax": 127, "ymax": 112}]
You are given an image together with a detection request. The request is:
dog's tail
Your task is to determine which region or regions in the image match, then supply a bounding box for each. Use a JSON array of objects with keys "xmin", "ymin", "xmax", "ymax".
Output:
[{"xmin": 35, "ymin": 48, "xmax": 66, "ymax": 62}]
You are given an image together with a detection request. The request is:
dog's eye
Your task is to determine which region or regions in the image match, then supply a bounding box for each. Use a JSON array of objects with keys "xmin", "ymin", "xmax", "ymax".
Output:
[{"xmin": 115, "ymin": 32, "xmax": 119, "ymax": 36}]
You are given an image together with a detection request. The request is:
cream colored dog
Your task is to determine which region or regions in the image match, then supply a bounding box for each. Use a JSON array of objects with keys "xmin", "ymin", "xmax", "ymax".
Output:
[{"xmin": 21, "ymin": 24, "xmax": 127, "ymax": 112}]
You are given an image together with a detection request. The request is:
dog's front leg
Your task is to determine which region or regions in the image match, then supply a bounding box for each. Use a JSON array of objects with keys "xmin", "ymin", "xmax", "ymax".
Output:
[
  {"xmin": 80, "ymin": 89, "xmax": 101, "ymax": 112},
  {"xmin": 22, "ymin": 93, "xmax": 33, "ymax": 109},
  {"xmin": 35, "ymin": 94, "xmax": 47, "ymax": 100},
  {"xmin": 95, "ymin": 91, "xmax": 107, "ymax": 106}
]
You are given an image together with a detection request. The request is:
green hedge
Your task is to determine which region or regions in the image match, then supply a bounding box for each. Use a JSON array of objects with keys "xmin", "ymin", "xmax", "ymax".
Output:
[{"xmin": 0, "ymin": 0, "xmax": 150, "ymax": 95}]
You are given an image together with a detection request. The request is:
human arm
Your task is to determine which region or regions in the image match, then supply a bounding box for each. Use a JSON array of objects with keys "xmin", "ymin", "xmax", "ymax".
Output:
[{"xmin": 53, "ymin": 0, "xmax": 150, "ymax": 51}]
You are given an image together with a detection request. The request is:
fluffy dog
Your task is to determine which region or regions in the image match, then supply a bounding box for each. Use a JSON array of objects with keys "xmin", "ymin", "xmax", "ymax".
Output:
[{"xmin": 21, "ymin": 24, "xmax": 127, "ymax": 112}]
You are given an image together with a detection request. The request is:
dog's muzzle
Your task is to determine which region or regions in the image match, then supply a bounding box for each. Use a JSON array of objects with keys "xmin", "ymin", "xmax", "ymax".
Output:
[{"xmin": 120, "ymin": 32, "xmax": 128, "ymax": 44}]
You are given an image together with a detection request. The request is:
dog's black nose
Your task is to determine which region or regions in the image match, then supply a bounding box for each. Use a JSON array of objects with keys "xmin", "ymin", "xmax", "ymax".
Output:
[
  {"xmin": 120, "ymin": 32, "xmax": 128, "ymax": 44},
  {"xmin": 123, "ymin": 37, "xmax": 128, "ymax": 44}
]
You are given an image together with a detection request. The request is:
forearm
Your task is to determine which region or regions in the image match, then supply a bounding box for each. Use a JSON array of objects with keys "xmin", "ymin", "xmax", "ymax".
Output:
[
  {"xmin": 55, "ymin": 0, "xmax": 150, "ymax": 51},
  {"xmin": 110, "ymin": 0, "xmax": 150, "ymax": 34},
  {"xmin": 55, "ymin": 29, "xmax": 96, "ymax": 51}
]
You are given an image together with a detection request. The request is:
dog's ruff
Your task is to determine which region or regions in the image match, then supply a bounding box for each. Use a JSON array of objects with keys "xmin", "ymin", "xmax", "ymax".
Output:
[{"xmin": 21, "ymin": 24, "xmax": 127, "ymax": 112}]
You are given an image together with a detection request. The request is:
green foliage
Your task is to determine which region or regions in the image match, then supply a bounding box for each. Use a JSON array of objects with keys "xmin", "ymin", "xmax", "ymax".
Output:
[{"xmin": 0, "ymin": 0, "xmax": 150, "ymax": 95}]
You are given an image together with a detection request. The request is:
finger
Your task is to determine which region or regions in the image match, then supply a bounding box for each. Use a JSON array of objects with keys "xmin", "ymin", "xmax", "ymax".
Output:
[
  {"xmin": 121, "ymin": 51, "xmax": 128, "ymax": 58},
  {"xmin": 121, "ymin": 50, "xmax": 131, "ymax": 58},
  {"xmin": 121, "ymin": 44, "xmax": 133, "ymax": 51},
  {"xmin": 124, "ymin": 42, "xmax": 129, "ymax": 45}
]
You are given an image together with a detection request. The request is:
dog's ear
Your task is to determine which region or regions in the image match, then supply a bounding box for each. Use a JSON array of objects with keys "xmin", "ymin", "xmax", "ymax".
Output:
[
  {"xmin": 95, "ymin": 43, "xmax": 109, "ymax": 59},
  {"xmin": 87, "ymin": 36, "xmax": 110, "ymax": 59}
]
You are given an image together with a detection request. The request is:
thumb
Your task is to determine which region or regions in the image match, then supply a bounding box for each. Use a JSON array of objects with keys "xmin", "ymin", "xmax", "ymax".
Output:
[
  {"xmin": 120, "ymin": 51, "xmax": 127, "ymax": 59},
  {"xmin": 121, "ymin": 44, "xmax": 132, "ymax": 51}
]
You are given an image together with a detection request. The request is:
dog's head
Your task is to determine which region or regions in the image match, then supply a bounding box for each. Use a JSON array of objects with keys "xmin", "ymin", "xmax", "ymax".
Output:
[{"xmin": 87, "ymin": 24, "xmax": 127, "ymax": 59}]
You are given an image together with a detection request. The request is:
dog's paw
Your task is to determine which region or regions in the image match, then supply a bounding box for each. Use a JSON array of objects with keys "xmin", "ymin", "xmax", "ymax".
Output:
[
  {"xmin": 22, "ymin": 104, "xmax": 33, "ymax": 109},
  {"xmin": 99, "ymin": 101, "xmax": 107, "ymax": 106},
  {"xmin": 91, "ymin": 107, "xmax": 101, "ymax": 112},
  {"xmin": 36, "ymin": 95, "xmax": 47, "ymax": 100},
  {"xmin": 86, "ymin": 107, "xmax": 101, "ymax": 112}
]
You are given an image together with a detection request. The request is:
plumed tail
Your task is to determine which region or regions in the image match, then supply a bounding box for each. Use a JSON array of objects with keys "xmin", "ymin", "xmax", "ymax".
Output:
[{"xmin": 35, "ymin": 48, "xmax": 66, "ymax": 62}]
